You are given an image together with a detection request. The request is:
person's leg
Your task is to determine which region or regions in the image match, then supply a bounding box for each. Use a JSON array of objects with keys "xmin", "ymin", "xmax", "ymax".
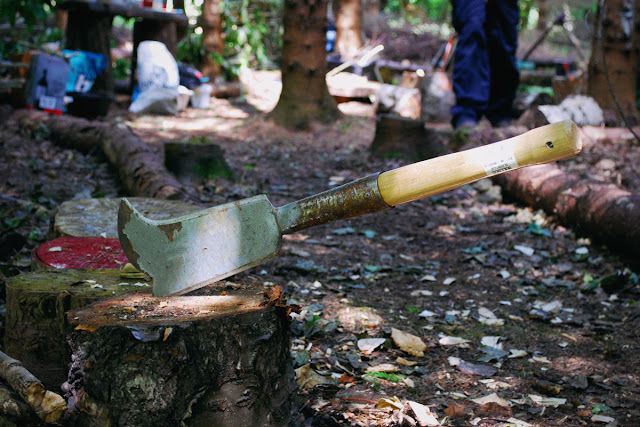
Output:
[
  {"xmin": 450, "ymin": 0, "xmax": 489, "ymax": 128},
  {"xmin": 485, "ymin": 0, "xmax": 520, "ymax": 126}
]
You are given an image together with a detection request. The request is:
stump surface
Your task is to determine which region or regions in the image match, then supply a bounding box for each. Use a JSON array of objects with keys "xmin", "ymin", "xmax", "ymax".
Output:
[{"xmin": 51, "ymin": 197, "xmax": 200, "ymax": 238}]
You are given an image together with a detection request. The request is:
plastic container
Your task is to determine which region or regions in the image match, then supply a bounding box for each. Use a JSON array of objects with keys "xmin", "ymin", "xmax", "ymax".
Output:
[
  {"xmin": 177, "ymin": 85, "xmax": 193, "ymax": 111},
  {"xmin": 191, "ymin": 83, "xmax": 213, "ymax": 109}
]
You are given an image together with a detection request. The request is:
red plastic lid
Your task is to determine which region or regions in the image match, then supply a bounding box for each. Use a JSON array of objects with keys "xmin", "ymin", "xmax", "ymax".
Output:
[{"xmin": 34, "ymin": 237, "xmax": 128, "ymax": 269}]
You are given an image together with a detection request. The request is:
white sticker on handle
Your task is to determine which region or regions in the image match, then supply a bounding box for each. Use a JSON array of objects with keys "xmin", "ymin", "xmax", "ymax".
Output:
[{"xmin": 477, "ymin": 140, "xmax": 519, "ymax": 176}]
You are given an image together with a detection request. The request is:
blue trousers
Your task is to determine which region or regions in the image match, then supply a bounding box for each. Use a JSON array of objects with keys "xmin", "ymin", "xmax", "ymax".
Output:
[{"xmin": 451, "ymin": 0, "xmax": 519, "ymax": 127}]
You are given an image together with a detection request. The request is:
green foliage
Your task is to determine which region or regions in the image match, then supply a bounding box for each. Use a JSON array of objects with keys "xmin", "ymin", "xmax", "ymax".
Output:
[
  {"xmin": 383, "ymin": 0, "xmax": 451, "ymax": 23},
  {"xmin": 0, "ymin": 0, "xmax": 48, "ymax": 28},
  {"xmin": 113, "ymin": 57, "xmax": 131, "ymax": 80},
  {"xmin": 178, "ymin": 0, "xmax": 282, "ymax": 80}
]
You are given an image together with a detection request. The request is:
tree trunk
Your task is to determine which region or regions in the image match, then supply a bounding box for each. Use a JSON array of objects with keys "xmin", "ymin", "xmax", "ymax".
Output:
[
  {"xmin": 11, "ymin": 110, "xmax": 194, "ymax": 202},
  {"xmin": 536, "ymin": 0, "xmax": 547, "ymax": 30},
  {"xmin": 200, "ymin": 0, "xmax": 224, "ymax": 81},
  {"xmin": 493, "ymin": 164, "xmax": 640, "ymax": 256},
  {"xmin": 587, "ymin": 0, "xmax": 640, "ymax": 126},
  {"xmin": 270, "ymin": 0, "xmax": 341, "ymax": 129},
  {"xmin": 65, "ymin": 284, "xmax": 295, "ymax": 426},
  {"xmin": 334, "ymin": 0, "xmax": 364, "ymax": 60}
]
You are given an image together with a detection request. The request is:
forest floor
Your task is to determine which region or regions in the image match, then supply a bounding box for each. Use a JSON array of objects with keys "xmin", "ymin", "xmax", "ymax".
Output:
[{"xmin": 1, "ymin": 65, "xmax": 640, "ymax": 426}]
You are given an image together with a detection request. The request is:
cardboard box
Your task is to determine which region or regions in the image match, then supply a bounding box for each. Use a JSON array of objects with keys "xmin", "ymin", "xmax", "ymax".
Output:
[{"xmin": 24, "ymin": 54, "xmax": 70, "ymax": 114}]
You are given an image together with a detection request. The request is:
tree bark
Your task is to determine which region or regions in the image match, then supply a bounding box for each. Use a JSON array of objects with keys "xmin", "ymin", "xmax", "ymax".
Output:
[
  {"xmin": 4, "ymin": 270, "xmax": 148, "ymax": 391},
  {"xmin": 587, "ymin": 0, "xmax": 640, "ymax": 125},
  {"xmin": 334, "ymin": 0, "xmax": 364, "ymax": 60},
  {"xmin": 200, "ymin": 0, "xmax": 224, "ymax": 81},
  {"xmin": 65, "ymin": 284, "xmax": 295, "ymax": 426},
  {"xmin": 493, "ymin": 164, "xmax": 640, "ymax": 256},
  {"xmin": 270, "ymin": 0, "xmax": 341, "ymax": 129},
  {"xmin": 11, "ymin": 110, "xmax": 194, "ymax": 202}
]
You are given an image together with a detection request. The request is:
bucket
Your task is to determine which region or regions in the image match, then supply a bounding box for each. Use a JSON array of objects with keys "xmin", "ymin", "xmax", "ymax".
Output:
[{"xmin": 191, "ymin": 83, "xmax": 213, "ymax": 109}]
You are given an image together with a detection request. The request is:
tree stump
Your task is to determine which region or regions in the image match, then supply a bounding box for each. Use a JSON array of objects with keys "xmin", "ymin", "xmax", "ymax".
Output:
[
  {"xmin": 50, "ymin": 197, "xmax": 200, "ymax": 239},
  {"xmin": 65, "ymin": 283, "xmax": 295, "ymax": 426},
  {"xmin": 4, "ymin": 269, "xmax": 150, "ymax": 391},
  {"xmin": 370, "ymin": 114, "xmax": 449, "ymax": 161},
  {"xmin": 164, "ymin": 142, "xmax": 235, "ymax": 187}
]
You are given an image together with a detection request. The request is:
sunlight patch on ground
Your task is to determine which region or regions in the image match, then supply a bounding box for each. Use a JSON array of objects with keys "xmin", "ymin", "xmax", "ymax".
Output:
[{"xmin": 240, "ymin": 69, "xmax": 281, "ymax": 112}]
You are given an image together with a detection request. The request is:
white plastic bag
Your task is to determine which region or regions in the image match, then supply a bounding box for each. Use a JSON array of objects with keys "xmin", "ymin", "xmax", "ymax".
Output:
[
  {"xmin": 136, "ymin": 41, "xmax": 179, "ymax": 92},
  {"xmin": 129, "ymin": 41, "xmax": 180, "ymax": 115}
]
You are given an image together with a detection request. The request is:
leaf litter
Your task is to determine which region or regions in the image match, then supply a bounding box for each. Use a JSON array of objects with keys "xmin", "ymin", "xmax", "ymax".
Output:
[{"xmin": 1, "ymin": 75, "xmax": 639, "ymax": 426}]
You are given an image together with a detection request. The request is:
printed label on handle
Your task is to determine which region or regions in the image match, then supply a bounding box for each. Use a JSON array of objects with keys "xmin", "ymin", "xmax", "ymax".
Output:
[{"xmin": 477, "ymin": 140, "xmax": 519, "ymax": 176}]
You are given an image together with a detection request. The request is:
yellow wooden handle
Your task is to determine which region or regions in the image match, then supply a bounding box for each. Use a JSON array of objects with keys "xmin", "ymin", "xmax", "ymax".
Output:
[{"xmin": 377, "ymin": 120, "xmax": 582, "ymax": 207}]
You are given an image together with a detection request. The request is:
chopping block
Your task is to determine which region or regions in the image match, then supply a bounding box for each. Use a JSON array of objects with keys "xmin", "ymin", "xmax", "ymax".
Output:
[{"xmin": 64, "ymin": 281, "xmax": 295, "ymax": 427}]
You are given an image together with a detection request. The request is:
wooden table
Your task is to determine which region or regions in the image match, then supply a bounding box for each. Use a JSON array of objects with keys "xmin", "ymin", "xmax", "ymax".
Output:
[{"xmin": 61, "ymin": 1, "xmax": 188, "ymax": 94}]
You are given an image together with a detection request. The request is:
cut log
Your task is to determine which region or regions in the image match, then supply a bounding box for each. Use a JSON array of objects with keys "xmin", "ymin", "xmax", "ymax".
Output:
[
  {"xmin": 50, "ymin": 197, "xmax": 200, "ymax": 238},
  {"xmin": 493, "ymin": 164, "xmax": 640, "ymax": 255},
  {"xmin": 4, "ymin": 269, "xmax": 150, "ymax": 390},
  {"xmin": 0, "ymin": 351, "xmax": 66, "ymax": 423},
  {"xmin": 10, "ymin": 109, "xmax": 195, "ymax": 201},
  {"xmin": 374, "ymin": 84, "xmax": 420, "ymax": 119},
  {"xmin": 371, "ymin": 114, "xmax": 449, "ymax": 161},
  {"xmin": 420, "ymin": 70, "xmax": 454, "ymax": 124},
  {"xmin": 64, "ymin": 283, "xmax": 295, "ymax": 426}
]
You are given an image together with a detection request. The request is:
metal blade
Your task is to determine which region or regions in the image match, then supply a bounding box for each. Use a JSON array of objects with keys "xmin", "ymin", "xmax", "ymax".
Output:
[{"xmin": 117, "ymin": 196, "xmax": 282, "ymax": 296}]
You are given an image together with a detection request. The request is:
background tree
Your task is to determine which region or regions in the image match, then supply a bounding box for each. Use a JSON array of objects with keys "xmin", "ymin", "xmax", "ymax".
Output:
[
  {"xmin": 587, "ymin": 0, "xmax": 640, "ymax": 125},
  {"xmin": 334, "ymin": 0, "xmax": 364, "ymax": 60},
  {"xmin": 200, "ymin": 0, "xmax": 224, "ymax": 80},
  {"xmin": 270, "ymin": 0, "xmax": 340, "ymax": 129}
]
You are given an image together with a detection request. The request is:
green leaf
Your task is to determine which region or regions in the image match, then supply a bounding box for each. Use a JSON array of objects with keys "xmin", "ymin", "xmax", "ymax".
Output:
[
  {"xmin": 365, "ymin": 372, "xmax": 406, "ymax": 383},
  {"xmin": 333, "ymin": 227, "xmax": 355, "ymax": 235},
  {"xmin": 527, "ymin": 222, "xmax": 552, "ymax": 237},
  {"xmin": 592, "ymin": 403, "xmax": 613, "ymax": 414},
  {"xmin": 360, "ymin": 230, "xmax": 377, "ymax": 239},
  {"xmin": 406, "ymin": 306, "xmax": 420, "ymax": 313},
  {"xmin": 461, "ymin": 246, "xmax": 484, "ymax": 254}
]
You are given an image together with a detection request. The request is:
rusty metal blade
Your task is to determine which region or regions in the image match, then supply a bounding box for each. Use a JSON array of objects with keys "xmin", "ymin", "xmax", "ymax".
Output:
[{"xmin": 118, "ymin": 196, "xmax": 281, "ymax": 296}]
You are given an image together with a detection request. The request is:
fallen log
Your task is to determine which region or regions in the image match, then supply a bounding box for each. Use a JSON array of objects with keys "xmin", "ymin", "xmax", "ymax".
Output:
[
  {"xmin": 10, "ymin": 109, "xmax": 195, "ymax": 201},
  {"xmin": 0, "ymin": 351, "xmax": 66, "ymax": 423},
  {"xmin": 493, "ymin": 164, "xmax": 640, "ymax": 255}
]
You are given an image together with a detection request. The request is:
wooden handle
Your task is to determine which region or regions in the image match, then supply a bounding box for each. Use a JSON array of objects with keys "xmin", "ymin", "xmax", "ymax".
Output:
[{"xmin": 377, "ymin": 120, "xmax": 582, "ymax": 207}]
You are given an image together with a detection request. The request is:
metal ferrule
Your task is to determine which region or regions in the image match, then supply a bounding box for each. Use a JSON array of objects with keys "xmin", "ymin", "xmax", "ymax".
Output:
[{"xmin": 275, "ymin": 173, "xmax": 390, "ymax": 234}]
